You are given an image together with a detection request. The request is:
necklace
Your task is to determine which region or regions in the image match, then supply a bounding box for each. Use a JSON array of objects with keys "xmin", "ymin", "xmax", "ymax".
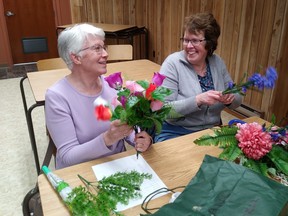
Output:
[{"xmin": 195, "ymin": 63, "xmax": 207, "ymax": 77}]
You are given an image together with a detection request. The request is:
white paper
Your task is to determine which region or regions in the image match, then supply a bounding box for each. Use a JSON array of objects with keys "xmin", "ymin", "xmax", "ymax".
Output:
[{"xmin": 92, "ymin": 154, "xmax": 168, "ymax": 211}]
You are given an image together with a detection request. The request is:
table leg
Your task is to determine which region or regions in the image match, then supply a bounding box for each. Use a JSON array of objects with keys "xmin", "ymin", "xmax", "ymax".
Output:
[{"xmin": 20, "ymin": 76, "xmax": 45, "ymax": 175}]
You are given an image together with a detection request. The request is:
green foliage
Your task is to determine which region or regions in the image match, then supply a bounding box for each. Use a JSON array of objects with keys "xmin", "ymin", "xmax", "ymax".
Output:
[
  {"xmin": 244, "ymin": 159, "xmax": 270, "ymax": 177},
  {"xmin": 194, "ymin": 126, "xmax": 239, "ymax": 147},
  {"xmin": 66, "ymin": 171, "xmax": 152, "ymax": 215},
  {"xmin": 219, "ymin": 144, "xmax": 242, "ymax": 161},
  {"xmin": 267, "ymin": 145, "xmax": 288, "ymax": 175},
  {"xmin": 111, "ymin": 94, "xmax": 172, "ymax": 134},
  {"xmin": 194, "ymin": 123, "xmax": 288, "ymax": 185}
]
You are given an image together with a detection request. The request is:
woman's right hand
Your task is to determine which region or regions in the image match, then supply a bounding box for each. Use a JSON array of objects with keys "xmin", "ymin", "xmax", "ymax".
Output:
[
  {"xmin": 103, "ymin": 120, "xmax": 133, "ymax": 146},
  {"xmin": 196, "ymin": 90, "xmax": 221, "ymax": 106}
]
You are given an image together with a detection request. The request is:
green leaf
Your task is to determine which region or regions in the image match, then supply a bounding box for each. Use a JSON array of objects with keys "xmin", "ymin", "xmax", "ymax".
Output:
[
  {"xmin": 126, "ymin": 95, "xmax": 140, "ymax": 109},
  {"xmin": 194, "ymin": 126, "xmax": 238, "ymax": 147},
  {"xmin": 152, "ymin": 118, "xmax": 162, "ymax": 134},
  {"xmin": 219, "ymin": 145, "xmax": 242, "ymax": 161},
  {"xmin": 136, "ymin": 80, "xmax": 149, "ymax": 89},
  {"xmin": 111, "ymin": 106, "xmax": 125, "ymax": 121},
  {"xmin": 267, "ymin": 145, "xmax": 288, "ymax": 175},
  {"xmin": 117, "ymin": 88, "xmax": 130, "ymax": 97},
  {"xmin": 152, "ymin": 86, "xmax": 172, "ymax": 101},
  {"xmin": 243, "ymin": 159, "xmax": 270, "ymax": 177}
]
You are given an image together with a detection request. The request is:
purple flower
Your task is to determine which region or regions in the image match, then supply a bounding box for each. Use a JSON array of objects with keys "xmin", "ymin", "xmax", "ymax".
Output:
[
  {"xmin": 119, "ymin": 95, "xmax": 127, "ymax": 107},
  {"xmin": 248, "ymin": 67, "xmax": 278, "ymax": 90},
  {"xmin": 228, "ymin": 82, "xmax": 234, "ymax": 89},
  {"xmin": 152, "ymin": 72, "xmax": 166, "ymax": 87},
  {"xmin": 248, "ymin": 73, "xmax": 265, "ymax": 90},
  {"xmin": 264, "ymin": 67, "xmax": 277, "ymax": 88},
  {"xmin": 105, "ymin": 72, "xmax": 123, "ymax": 90}
]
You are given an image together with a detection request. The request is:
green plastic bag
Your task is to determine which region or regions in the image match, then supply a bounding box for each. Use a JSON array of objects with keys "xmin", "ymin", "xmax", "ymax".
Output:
[{"xmin": 150, "ymin": 155, "xmax": 288, "ymax": 216}]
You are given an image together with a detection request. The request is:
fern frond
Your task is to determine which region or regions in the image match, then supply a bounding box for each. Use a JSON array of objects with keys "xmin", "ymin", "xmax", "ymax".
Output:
[
  {"xmin": 219, "ymin": 145, "xmax": 242, "ymax": 161},
  {"xmin": 243, "ymin": 159, "xmax": 269, "ymax": 177},
  {"xmin": 194, "ymin": 126, "xmax": 238, "ymax": 147}
]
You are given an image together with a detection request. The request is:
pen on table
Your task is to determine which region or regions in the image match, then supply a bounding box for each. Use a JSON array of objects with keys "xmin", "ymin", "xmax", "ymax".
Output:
[{"xmin": 133, "ymin": 125, "xmax": 142, "ymax": 159}]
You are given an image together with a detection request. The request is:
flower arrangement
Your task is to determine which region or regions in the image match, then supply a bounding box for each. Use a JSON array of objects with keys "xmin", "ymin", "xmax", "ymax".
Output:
[
  {"xmin": 94, "ymin": 72, "xmax": 172, "ymax": 135},
  {"xmin": 222, "ymin": 66, "xmax": 277, "ymax": 95},
  {"xmin": 194, "ymin": 118, "xmax": 288, "ymax": 186}
]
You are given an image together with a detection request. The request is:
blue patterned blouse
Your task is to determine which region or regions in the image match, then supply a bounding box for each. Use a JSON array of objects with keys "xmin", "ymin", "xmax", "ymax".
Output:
[{"xmin": 197, "ymin": 61, "xmax": 214, "ymax": 92}]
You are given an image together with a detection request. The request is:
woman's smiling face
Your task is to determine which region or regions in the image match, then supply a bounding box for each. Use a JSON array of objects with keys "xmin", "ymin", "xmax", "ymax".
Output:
[{"xmin": 182, "ymin": 30, "xmax": 208, "ymax": 65}]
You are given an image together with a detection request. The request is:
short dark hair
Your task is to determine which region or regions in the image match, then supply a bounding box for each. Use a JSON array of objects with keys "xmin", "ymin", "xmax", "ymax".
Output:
[{"xmin": 183, "ymin": 13, "xmax": 220, "ymax": 56}]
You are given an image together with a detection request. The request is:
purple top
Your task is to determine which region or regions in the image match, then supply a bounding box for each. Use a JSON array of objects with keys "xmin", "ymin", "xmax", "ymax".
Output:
[{"xmin": 45, "ymin": 76, "xmax": 135, "ymax": 169}]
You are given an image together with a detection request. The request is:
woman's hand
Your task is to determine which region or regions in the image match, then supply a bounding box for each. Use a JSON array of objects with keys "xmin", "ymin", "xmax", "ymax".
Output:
[
  {"xmin": 103, "ymin": 120, "xmax": 133, "ymax": 146},
  {"xmin": 218, "ymin": 93, "xmax": 235, "ymax": 105},
  {"xmin": 196, "ymin": 90, "xmax": 221, "ymax": 106},
  {"xmin": 134, "ymin": 131, "xmax": 152, "ymax": 152}
]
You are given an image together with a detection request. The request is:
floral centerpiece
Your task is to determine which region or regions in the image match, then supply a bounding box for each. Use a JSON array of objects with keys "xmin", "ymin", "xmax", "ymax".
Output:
[
  {"xmin": 94, "ymin": 72, "xmax": 172, "ymax": 135},
  {"xmin": 194, "ymin": 66, "xmax": 287, "ymax": 185},
  {"xmin": 194, "ymin": 118, "xmax": 288, "ymax": 185}
]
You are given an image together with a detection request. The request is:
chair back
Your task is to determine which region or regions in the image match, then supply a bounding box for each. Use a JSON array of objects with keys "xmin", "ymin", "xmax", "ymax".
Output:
[
  {"xmin": 107, "ymin": 44, "xmax": 133, "ymax": 61},
  {"xmin": 37, "ymin": 57, "xmax": 67, "ymax": 71}
]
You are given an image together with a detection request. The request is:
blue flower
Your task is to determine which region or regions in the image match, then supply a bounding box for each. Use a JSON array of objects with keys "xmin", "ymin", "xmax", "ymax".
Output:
[
  {"xmin": 264, "ymin": 67, "xmax": 278, "ymax": 88},
  {"xmin": 249, "ymin": 73, "xmax": 265, "ymax": 90},
  {"xmin": 222, "ymin": 66, "xmax": 278, "ymax": 95}
]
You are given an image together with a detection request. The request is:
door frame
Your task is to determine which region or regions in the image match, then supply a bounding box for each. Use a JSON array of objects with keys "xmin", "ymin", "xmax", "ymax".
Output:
[{"xmin": 0, "ymin": 0, "xmax": 12, "ymax": 66}]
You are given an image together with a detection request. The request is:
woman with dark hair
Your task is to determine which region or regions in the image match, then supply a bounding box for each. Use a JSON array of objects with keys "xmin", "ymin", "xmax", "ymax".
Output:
[{"xmin": 155, "ymin": 13, "xmax": 242, "ymax": 142}]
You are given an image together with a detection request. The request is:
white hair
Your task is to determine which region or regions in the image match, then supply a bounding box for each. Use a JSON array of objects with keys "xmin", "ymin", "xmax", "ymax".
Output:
[{"xmin": 57, "ymin": 23, "xmax": 105, "ymax": 69}]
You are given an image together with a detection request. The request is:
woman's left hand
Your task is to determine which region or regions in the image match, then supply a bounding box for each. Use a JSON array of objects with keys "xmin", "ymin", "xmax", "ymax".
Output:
[
  {"xmin": 219, "ymin": 93, "xmax": 235, "ymax": 105},
  {"xmin": 134, "ymin": 131, "xmax": 152, "ymax": 152}
]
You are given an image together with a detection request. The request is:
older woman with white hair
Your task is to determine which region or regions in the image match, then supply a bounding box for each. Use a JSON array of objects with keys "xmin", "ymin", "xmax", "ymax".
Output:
[{"xmin": 45, "ymin": 24, "xmax": 152, "ymax": 169}]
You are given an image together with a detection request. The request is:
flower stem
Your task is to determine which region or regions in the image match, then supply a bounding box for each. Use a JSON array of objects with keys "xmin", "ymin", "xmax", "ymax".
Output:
[{"xmin": 133, "ymin": 125, "xmax": 142, "ymax": 159}]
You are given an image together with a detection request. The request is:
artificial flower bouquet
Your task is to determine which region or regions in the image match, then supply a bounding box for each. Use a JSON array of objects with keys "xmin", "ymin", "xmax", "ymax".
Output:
[
  {"xmin": 94, "ymin": 72, "xmax": 172, "ymax": 135},
  {"xmin": 194, "ymin": 118, "xmax": 288, "ymax": 186}
]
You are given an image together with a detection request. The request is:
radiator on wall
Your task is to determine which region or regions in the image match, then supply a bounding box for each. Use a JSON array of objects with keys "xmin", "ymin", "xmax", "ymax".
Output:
[{"xmin": 224, "ymin": 104, "xmax": 265, "ymax": 119}]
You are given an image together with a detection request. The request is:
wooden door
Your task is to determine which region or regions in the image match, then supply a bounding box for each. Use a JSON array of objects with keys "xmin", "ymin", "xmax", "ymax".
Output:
[{"xmin": 3, "ymin": 0, "xmax": 58, "ymax": 64}]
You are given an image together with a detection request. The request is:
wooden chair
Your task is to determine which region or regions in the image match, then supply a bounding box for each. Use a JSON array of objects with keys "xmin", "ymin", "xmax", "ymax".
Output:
[
  {"xmin": 107, "ymin": 44, "xmax": 133, "ymax": 61},
  {"xmin": 36, "ymin": 57, "xmax": 67, "ymax": 71}
]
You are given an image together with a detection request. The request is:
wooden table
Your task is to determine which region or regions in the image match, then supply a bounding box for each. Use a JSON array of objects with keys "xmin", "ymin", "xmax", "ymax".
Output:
[
  {"xmin": 38, "ymin": 116, "xmax": 266, "ymax": 215},
  {"xmin": 20, "ymin": 60, "xmax": 161, "ymax": 175},
  {"xmin": 57, "ymin": 23, "xmax": 137, "ymax": 34},
  {"xmin": 57, "ymin": 23, "xmax": 148, "ymax": 58}
]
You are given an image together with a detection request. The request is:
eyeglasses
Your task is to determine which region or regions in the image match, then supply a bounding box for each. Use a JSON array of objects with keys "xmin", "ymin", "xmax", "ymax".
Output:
[
  {"xmin": 77, "ymin": 44, "xmax": 107, "ymax": 55},
  {"xmin": 180, "ymin": 38, "xmax": 206, "ymax": 46}
]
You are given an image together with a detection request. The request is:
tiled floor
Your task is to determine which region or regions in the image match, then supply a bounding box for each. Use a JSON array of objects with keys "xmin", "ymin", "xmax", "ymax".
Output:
[
  {"xmin": 0, "ymin": 77, "xmax": 53, "ymax": 216},
  {"xmin": 0, "ymin": 63, "xmax": 37, "ymax": 80},
  {"xmin": 0, "ymin": 72, "xmax": 237, "ymax": 215}
]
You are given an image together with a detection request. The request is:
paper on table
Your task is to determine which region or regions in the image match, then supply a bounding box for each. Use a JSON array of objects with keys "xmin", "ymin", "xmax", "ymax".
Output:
[{"xmin": 92, "ymin": 154, "xmax": 168, "ymax": 212}]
